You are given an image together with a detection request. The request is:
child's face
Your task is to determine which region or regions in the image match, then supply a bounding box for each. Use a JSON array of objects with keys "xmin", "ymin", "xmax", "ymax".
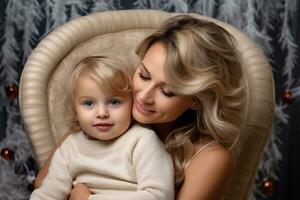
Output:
[{"xmin": 74, "ymin": 73, "xmax": 132, "ymax": 140}]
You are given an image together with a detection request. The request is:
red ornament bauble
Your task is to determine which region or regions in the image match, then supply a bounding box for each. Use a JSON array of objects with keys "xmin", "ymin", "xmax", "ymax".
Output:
[
  {"xmin": 1, "ymin": 147, "xmax": 14, "ymax": 160},
  {"xmin": 282, "ymin": 90, "xmax": 293, "ymax": 103},
  {"xmin": 5, "ymin": 84, "xmax": 18, "ymax": 99},
  {"xmin": 262, "ymin": 178, "xmax": 274, "ymax": 195}
]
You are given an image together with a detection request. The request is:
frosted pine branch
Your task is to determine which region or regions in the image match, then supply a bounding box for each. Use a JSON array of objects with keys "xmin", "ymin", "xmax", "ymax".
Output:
[
  {"xmin": 49, "ymin": 0, "xmax": 68, "ymax": 30},
  {"xmin": 112, "ymin": 0, "xmax": 123, "ymax": 10},
  {"xmin": 92, "ymin": 0, "xmax": 116, "ymax": 12},
  {"xmin": 5, "ymin": 0, "xmax": 26, "ymax": 30},
  {"xmin": 275, "ymin": 102, "xmax": 289, "ymax": 124},
  {"xmin": 69, "ymin": 0, "xmax": 88, "ymax": 20},
  {"xmin": 192, "ymin": 0, "xmax": 216, "ymax": 17},
  {"xmin": 257, "ymin": 0, "xmax": 280, "ymax": 31},
  {"xmin": 0, "ymin": 102, "xmax": 35, "ymax": 200},
  {"xmin": 243, "ymin": 0, "xmax": 259, "ymax": 38},
  {"xmin": 133, "ymin": 0, "xmax": 163, "ymax": 9},
  {"xmin": 279, "ymin": 0, "xmax": 298, "ymax": 88},
  {"xmin": 133, "ymin": 0, "xmax": 149, "ymax": 9},
  {"xmin": 279, "ymin": 22, "xmax": 298, "ymax": 87},
  {"xmin": 217, "ymin": 0, "xmax": 241, "ymax": 27},
  {"xmin": 0, "ymin": 32, "xmax": 19, "ymax": 86},
  {"xmin": 250, "ymin": 119, "xmax": 282, "ymax": 199},
  {"xmin": 41, "ymin": 0, "xmax": 55, "ymax": 34},
  {"xmin": 148, "ymin": 0, "xmax": 164, "ymax": 9},
  {"xmin": 255, "ymin": 0, "xmax": 281, "ymax": 56},
  {"xmin": 3, "ymin": 103, "xmax": 34, "ymax": 162},
  {"xmin": 163, "ymin": 0, "xmax": 189, "ymax": 13},
  {"xmin": 286, "ymin": 0, "xmax": 297, "ymax": 15},
  {"xmin": 22, "ymin": 0, "xmax": 44, "ymax": 63},
  {"xmin": 291, "ymin": 85, "xmax": 300, "ymax": 101},
  {"xmin": 0, "ymin": 161, "xmax": 31, "ymax": 200},
  {"xmin": 243, "ymin": 0, "xmax": 269, "ymax": 49},
  {"xmin": 0, "ymin": 0, "xmax": 22, "ymax": 97}
]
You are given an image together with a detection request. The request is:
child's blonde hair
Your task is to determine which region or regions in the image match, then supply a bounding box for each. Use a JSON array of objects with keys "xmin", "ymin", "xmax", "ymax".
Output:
[{"xmin": 65, "ymin": 55, "xmax": 135, "ymax": 132}]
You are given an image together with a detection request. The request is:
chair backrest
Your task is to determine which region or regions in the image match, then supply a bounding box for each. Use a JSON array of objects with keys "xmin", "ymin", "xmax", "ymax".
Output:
[{"xmin": 19, "ymin": 10, "xmax": 274, "ymax": 200}]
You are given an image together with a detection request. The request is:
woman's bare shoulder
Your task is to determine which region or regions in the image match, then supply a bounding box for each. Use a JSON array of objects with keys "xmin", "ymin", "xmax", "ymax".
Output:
[
  {"xmin": 188, "ymin": 141, "xmax": 233, "ymax": 174},
  {"xmin": 177, "ymin": 142, "xmax": 233, "ymax": 199},
  {"xmin": 194, "ymin": 141, "xmax": 232, "ymax": 163},
  {"xmin": 190, "ymin": 142, "xmax": 233, "ymax": 174}
]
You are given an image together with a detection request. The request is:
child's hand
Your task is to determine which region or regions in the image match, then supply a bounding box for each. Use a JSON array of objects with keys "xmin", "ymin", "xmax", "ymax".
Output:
[{"xmin": 69, "ymin": 182, "xmax": 91, "ymax": 200}]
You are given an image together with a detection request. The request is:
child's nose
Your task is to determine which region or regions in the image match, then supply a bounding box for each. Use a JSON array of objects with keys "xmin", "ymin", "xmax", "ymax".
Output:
[{"xmin": 96, "ymin": 105, "xmax": 109, "ymax": 118}]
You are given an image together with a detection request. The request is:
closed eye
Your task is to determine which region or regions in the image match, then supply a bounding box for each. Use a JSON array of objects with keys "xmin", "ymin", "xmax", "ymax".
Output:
[
  {"xmin": 138, "ymin": 64, "xmax": 151, "ymax": 80},
  {"xmin": 138, "ymin": 72, "xmax": 150, "ymax": 80},
  {"xmin": 161, "ymin": 89, "xmax": 175, "ymax": 97}
]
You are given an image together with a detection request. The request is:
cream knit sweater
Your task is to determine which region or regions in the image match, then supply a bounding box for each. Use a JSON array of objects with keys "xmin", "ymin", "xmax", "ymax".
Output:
[{"xmin": 30, "ymin": 123, "xmax": 174, "ymax": 200}]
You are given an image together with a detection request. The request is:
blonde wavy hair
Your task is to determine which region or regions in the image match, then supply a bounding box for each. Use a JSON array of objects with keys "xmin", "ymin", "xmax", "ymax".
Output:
[
  {"xmin": 136, "ymin": 15, "xmax": 245, "ymax": 184},
  {"xmin": 64, "ymin": 55, "xmax": 135, "ymax": 132}
]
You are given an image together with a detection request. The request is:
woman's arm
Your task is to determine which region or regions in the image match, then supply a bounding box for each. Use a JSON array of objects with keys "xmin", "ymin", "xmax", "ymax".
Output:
[
  {"xmin": 34, "ymin": 129, "xmax": 73, "ymax": 188},
  {"xmin": 176, "ymin": 144, "xmax": 234, "ymax": 200}
]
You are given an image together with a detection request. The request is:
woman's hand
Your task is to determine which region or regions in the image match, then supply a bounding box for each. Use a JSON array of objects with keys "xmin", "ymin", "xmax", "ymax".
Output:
[{"xmin": 69, "ymin": 183, "xmax": 91, "ymax": 200}]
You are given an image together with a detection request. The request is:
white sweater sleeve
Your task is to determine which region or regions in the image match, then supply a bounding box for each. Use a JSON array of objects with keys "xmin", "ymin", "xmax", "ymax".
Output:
[
  {"xmin": 30, "ymin": 137, "xmax": 74, "ymax": 200},
  {"xmin": 89, "ymin": 131, "xmax": 174, "ymax": 200}
]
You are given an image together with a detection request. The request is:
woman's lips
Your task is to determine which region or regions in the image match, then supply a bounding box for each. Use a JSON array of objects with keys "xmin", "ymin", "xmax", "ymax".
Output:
[
  {"xmin": 135, "ymin": 100, "xmax": 155, "ymax": 115},
  {"xmin": 93, "ymin": 123, "xmax": 113, "ymax": 132}
]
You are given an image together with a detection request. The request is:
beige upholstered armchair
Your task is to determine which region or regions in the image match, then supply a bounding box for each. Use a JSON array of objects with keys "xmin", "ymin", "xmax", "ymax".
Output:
[{"xmin": 19, "ymin": 10, "xmax": 274, "ymax": 200}]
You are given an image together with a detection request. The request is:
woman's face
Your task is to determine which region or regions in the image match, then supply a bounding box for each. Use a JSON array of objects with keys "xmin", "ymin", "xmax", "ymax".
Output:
[{"xmin": 132, "ymin": 42, "xmax": 194, "ymax": 124}]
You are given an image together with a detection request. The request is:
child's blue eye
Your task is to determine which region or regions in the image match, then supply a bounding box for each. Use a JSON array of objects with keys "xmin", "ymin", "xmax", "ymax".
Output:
[
  {"xmin": 108, "ymin": 98, "xmax": 121, "ymax": 106},
  {"xmin": 82, "ymin": 100, "xmax": 95, "ymax": 108}
]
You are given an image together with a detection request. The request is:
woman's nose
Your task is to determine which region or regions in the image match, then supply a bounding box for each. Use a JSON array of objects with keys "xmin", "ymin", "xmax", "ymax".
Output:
[
  {"xmin": 96, "ymin": 105, "xmax": 109, "ymax": 118},
  {"xmin": 139, "ymin": 84, "xmax": 155, "ymax": 105}
]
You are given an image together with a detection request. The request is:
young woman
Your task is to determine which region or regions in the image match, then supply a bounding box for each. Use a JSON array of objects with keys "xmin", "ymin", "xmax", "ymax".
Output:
[
  {"xmin": 30, "ymin": 55, "xmax": 174, "ymax": 200},
  {"xmin": 35, "ymin": 15, "xmax": 244, "ymax": 200}
]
